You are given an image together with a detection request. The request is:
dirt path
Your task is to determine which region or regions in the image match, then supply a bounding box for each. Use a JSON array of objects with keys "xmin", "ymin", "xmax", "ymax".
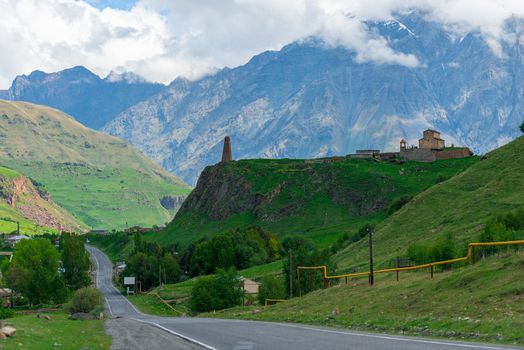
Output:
[{"xmin": 105, "ymin": 317, "xmax": 203, "ymax": 350}]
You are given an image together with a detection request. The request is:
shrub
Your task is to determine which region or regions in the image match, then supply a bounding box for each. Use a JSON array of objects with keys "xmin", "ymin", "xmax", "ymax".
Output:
[
  {"xmin": 0, "ymin": 307, "xmax": 14, "ymax": 320},
  {"xmin": 387, "ymin": 196, "xmax": 413, "ymax": 215},
  {"xmin": 477, "ymin": 209, "xmax": 524, "ymax": 257},
  {"xmin": 69, "ymin": 287, "xmax": 102, "ymax": 314},
  {"xmin": 190, "ymin": 269, "xmax": 243, "ymax": 312},
  {"xmin": 191, "ymin": 276, "xmax": 215, "ymax": 312},
  {"xmin": 258, "ymin": 275, "xmax": 286, "ymax": 305},
  {"xmin": 407, "ymin": 233, "xmax": 455, "ymax": 265},
  {"xmin": 520, "ymin": 120, "xmax": 524, "ymax": 133},
  {"xmin": 351, "ymin": 223, "xmax": 375, "ymax": 242}
]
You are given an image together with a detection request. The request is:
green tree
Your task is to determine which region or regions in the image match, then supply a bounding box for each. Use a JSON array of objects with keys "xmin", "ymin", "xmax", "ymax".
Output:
[
  {"xmin": 520, "ymin": 120, "xmax": 524, "ymax": 133},
  {"xmin": 190, "ymin": 268, "xmax": 242, "ymax": 312},
  {"xmin": 190, "ymin": 276, "xmax": 215, "ymax": 312},
  {"xmin": 258, "ymin": 275, "xmax": 286, "ymax": 305},
  {"xmin": 7, "ymin": 238, "xmax": 62, "ymax": 305},
  {"xmin": 282, "ymin": 238, "xmax": 332, "ymax": 297},
  {"xmin": 159, "ymin": 253, "xmax": 182, "ymax": 284},
  {"xmin": 62, "ymin": 233, "xmax": 91, "ymax": 290}
]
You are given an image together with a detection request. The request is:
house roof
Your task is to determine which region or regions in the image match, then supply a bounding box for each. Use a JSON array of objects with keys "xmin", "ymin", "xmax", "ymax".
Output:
[
  {"xmin": 7, "ymin": 235, "xmax": 29, "ymax": 241},
  {"xmin": 241, "ymin": 278, "xmax": 260, "ymax": 294},
  {"xmin": 0, "ymin": 288, "xmax": 12, "ymax": 296}
]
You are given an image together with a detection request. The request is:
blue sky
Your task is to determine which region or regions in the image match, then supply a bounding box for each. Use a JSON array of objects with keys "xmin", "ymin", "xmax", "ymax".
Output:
[{"xmin": 86, "ymin": 0, "xmax": 138, "ymax": 10}]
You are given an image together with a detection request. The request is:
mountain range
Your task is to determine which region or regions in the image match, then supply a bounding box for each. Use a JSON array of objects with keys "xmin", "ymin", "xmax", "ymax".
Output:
[
  {"xmin": 2, "ymin": 13, "xmax": 523, "ymax": 185},
  {"xmin": 0, "ymin": 66, "xmax": 164, "ymax": 130}
]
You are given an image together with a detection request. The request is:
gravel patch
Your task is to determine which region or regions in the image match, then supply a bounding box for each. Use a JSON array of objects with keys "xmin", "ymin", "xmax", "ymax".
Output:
[{"xmin": 105, "ymin": 318, "xmax": 203, "ymax": 350}]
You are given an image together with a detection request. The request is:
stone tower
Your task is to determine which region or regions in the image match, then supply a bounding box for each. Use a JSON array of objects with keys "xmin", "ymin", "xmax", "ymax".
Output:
[
  {"xmin": 400, "ymin": 138, "xmax": 407, "ymax": 151},
  {"xmin": 221, "ymin": 136, "xmax": 232, "ymax": 162}
]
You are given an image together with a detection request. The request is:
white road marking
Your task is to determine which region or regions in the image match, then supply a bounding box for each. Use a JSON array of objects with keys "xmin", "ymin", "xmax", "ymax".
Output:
[
  {"xmin": 131, "ymin": 317, "xmax": 218, "ymax": 350},
  {"xmin": 89, "ymin": 246, "xmax": 217, "ymax": 350},
  {"xmin": 281, "ymin": 323, "xmax": 515, "ymax": 350},
  {"xmin": 89, "ymin": 246, "xmax": 520, "ymax": 350}
]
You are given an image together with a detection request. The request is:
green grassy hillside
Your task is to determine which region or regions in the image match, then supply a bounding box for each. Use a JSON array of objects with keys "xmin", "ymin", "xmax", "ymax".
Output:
[
  {"xmin": 148, "ymin": 156, "xmax": 477, "ymax": 247},
  {"xmin": 335, "ymin": 136, "xmax": 524, "ymax": 271},
  {"xmin": 0, "ymin": 166, "xmax": 85, "ymax": 234},
  {"xmin": 0, "ymin": 100, "xmax": 191, "ymax": 230},
  {"xmin": 210, "ymin": 254, "xmax": 524, "ymax": 346}
]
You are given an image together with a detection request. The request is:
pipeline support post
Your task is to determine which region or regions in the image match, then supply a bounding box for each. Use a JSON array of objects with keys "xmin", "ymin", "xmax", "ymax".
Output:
[
  {"xmin": 368, "ymin": 226, "xmax": 374, "ymax": 286},
  {"xmin": 396, "ymin": 256, "xmax": 400, "ymax": 281},
  {"xmin": 290, "ymin": 251, "xmax": 294, "ymax": 297}
]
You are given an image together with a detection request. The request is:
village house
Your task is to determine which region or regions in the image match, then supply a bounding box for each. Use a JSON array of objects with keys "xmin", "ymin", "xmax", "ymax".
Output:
[
  {"xmin": 88, "ymin": 229, "xmax": 109, "ymax": 235},
  {"xmin": 5, "ymin": 235, "xmax": 29, "ymax": 248}
]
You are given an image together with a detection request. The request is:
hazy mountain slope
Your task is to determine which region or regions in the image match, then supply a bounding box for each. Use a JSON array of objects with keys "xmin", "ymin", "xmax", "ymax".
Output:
[
  {"xmin": 0, "ymin": 166, "xmax": 85, "ymax": 234},
  {"xmin": 146, "ymin": 156, "xmax": 477, "ymax": 247},
  {"xmin": 335, "ymin": 135, "xmax": 524, "ymax": 271},
  {"xmin": 1, "ymin": 66, "xmax": 164, "ymax": 129},
  {"xmin": 105, "ymin": 14, "xmax": 524, "ymax": 185},
  {"xmin": 0, "ymin": 100, "xmax": 191, "ymax": 229}
]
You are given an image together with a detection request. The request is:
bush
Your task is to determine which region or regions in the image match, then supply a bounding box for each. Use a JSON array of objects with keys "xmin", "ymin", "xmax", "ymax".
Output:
[
  {"xmin": 0, "ymin": 307, "xmax": 14, "ymax": 320},
  {"xmin": 387, "ymin": 196, "xmax": 413, "ymax": 215},
  {"xmin": 351, "ymin": 223, "xmax": 375, "ymax": 242},
  {"xmin": 69, "ymin": 287, "xmax": 102, "ymax": 314},
  {"xmin": 190, "ymin": 268, "xmax": 243, "ymax": 312},
  {"xmin": 520, "ymin": 120, "xmax": 524, "ymax": 133},
  {"xmin": 477, "ymin": 209, "xmax": 524, "ymax": 257},
  {"xmin": 407, "ymin": 233, "xmax": 455, "ymax": 265},
  {"xmin": 258, "ymin": 275, "xmax": 286, "ymax": 305}
]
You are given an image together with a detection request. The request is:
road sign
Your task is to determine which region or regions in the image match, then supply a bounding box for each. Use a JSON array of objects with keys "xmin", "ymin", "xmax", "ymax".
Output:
[{"xmin": 124, "ymin": 277, "xmax": 135, "ymax": 285}]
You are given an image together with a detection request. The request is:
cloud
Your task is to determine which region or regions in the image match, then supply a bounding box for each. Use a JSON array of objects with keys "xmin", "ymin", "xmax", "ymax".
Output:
[{"xmin": 0, "ymin": 0, "xmax": 523, "ymax": 88}]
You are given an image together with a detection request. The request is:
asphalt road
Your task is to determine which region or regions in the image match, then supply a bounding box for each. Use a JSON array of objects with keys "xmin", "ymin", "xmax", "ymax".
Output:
[{"xmin": 87, "ymin": 246, "xmax": 523, "ymax": 350}]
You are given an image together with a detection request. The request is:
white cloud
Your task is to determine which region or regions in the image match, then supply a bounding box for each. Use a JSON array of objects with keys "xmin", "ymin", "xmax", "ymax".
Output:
[{"xmin": 0, "ymin": 0, "xmax": 523, "ymax": 88}]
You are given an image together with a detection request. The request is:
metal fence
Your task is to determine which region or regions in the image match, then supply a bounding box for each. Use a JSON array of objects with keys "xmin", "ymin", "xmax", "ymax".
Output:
[{"xmin": 297, "ymin": 239, "xmax": 524, "ymax": 294}]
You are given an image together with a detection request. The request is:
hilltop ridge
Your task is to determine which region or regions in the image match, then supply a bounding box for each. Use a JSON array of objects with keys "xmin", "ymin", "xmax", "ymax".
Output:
[
  {"xmin": 0, "ymin": 100, "xmax": 191, "ymax": 229},
  {"xmin": 335, "ymin": 135, "xmax": 524, "ymax": 270},
  {"xmin": 150, "ymin": 155, "xmax": 478, "ymax": 247},
  {"xmin": 0, "ymin": 166, "xmax": 85, "ymax": 233}
]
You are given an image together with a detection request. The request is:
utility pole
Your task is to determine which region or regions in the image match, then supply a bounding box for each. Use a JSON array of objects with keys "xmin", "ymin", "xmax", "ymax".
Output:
[
  {"xmin": 289, "ymin": 251, "xmax": 293, "ymax": 298},
  {"xmin": 17, "ymin": 221, "xmax": 20, "ymax": 235},
  {"xmin": 368, "ymin": 226, "xmax": 374, "ymax": 286}
]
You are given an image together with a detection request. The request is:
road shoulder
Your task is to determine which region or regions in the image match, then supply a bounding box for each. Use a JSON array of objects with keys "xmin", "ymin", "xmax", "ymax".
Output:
[{"xmin": 105, "ymin": 317, "xmax": 203, "ymax": 350}]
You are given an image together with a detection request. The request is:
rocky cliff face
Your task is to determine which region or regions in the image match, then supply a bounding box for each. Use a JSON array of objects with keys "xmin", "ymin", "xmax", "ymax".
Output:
[
  {"xmin": 160, "ymin": 195, "xmax": 186, "ymax": 213},
  {"xmin": 162, "ymin": 157, "xmax": 476, "ymax": 245},
  {"xmin": 104, "ymin": 13, "xmax": 524, "ymax": 185}
]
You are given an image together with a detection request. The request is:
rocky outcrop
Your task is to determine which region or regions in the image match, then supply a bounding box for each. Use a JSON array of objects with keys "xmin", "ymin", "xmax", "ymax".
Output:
[
  {"xmin": 160, "ymin": 195, "xmax": 186, "ymax": 213},
  {"xmin": 0, "ymin": 171, "xmax": 82, "ymax": 232},
  {"xmin": 174, "ymin": 159, "xmax": 393, "ymax": 223},
  {"xmin": 176, "ymin": 162, "xmax": 255, "ymax": 221}
]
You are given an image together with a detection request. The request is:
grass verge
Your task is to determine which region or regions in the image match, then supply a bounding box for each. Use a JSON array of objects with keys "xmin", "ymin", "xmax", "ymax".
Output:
[
  {"xmin": 204, "ymin": 254, "xmax": 524, "ymax": 346},
  {"xmin": 2, "ymin": 312, "xmax": 111, "ymax": 350}
]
